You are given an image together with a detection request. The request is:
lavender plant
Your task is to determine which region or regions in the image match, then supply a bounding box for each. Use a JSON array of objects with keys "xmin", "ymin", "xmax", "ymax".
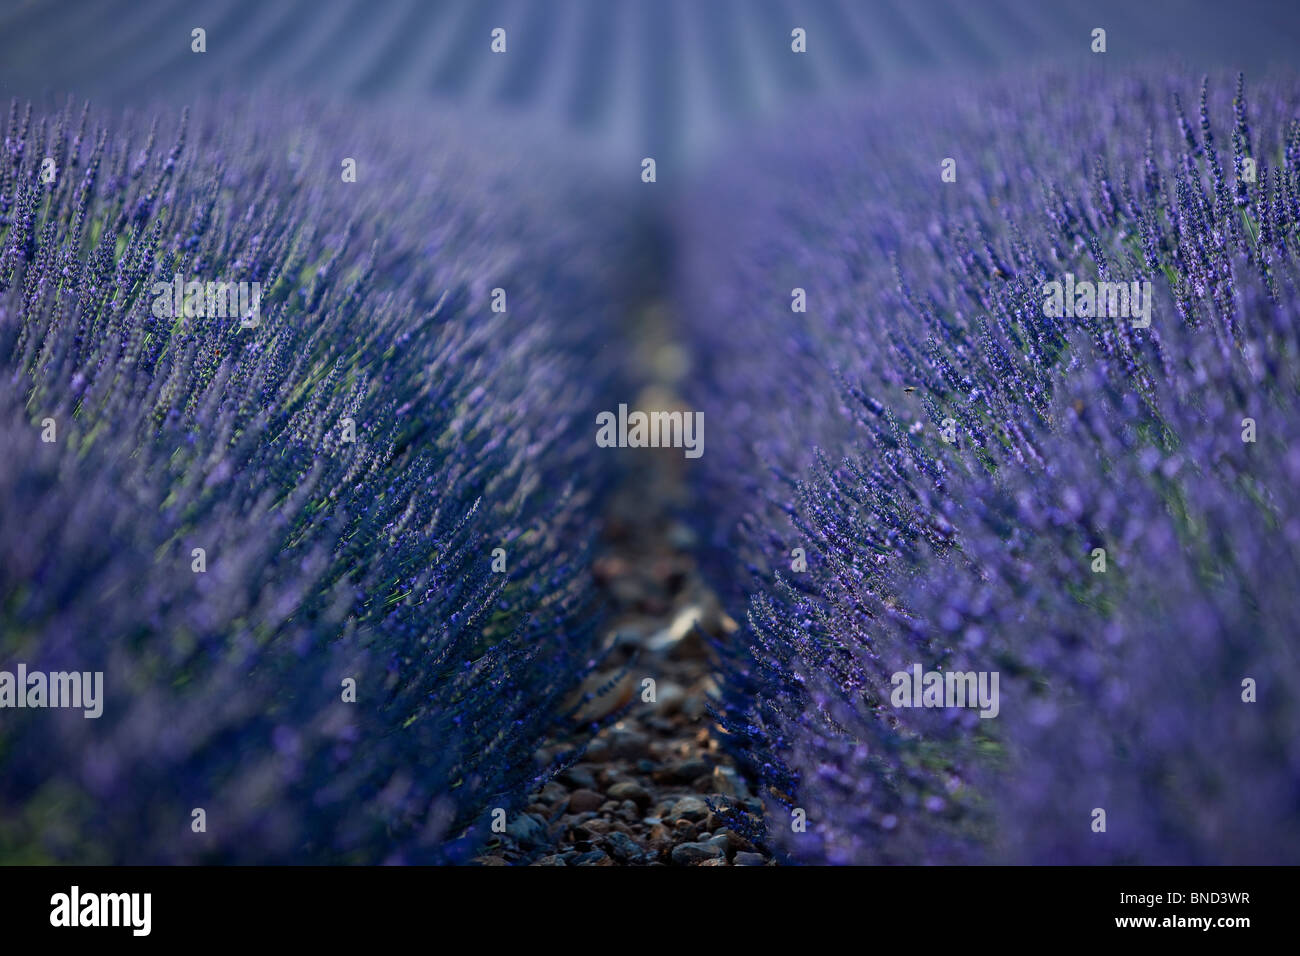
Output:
[
  {"xmin": 0, "ymin": 95, "xmax": 627, "ymax": 863},
  {"xmin": 676, "ymin": 69, "xmax": 1300, "ymax": 864}
]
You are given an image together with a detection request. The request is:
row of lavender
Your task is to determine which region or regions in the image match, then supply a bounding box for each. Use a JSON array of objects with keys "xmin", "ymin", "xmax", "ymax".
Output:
[
  {"xmin": 0, "ymin": 96, "xmax": 627, "ymax": 862},
  {"xmin": 676, "ymin": 70, "xmax": 1300, "ymax": 863}
]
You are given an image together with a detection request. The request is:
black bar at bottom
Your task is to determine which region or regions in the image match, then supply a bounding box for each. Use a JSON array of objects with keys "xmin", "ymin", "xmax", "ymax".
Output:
[{"xmin": 0, "ymin": 865, "xmax": 1286, "ymax": 942}]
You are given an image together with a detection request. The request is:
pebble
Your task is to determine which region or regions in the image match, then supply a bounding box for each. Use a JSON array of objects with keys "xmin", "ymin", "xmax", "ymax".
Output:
[
  {"xmin": 734, "ymin": 852, "xmax": 766, "ymax": 866},
  {"xmin": 505, "ymin": 813, "xmax": 550, "ymax": 849},
  {"xmin": 711, "ymin": 828, "xmax": 752, "ymax": 854},
  {"xmin": 654, "ymin": 682, "xmax": 687, "ymax": 715},
  {"xmin": 671, "ymin": 841, "xmax": 726, "ymax": 865},
  {"xmin": 539, "ymin": 781, "xmax": 569, "ymax": 804},
  {"xmin": 607, "ymin": 727, "xmax": 650, "ymax": 760},
  {"xmin": 704, "ymin": 833, "xmax": 734, "ymax": 859},
  {"xmin": 609, "ymin": 577, "xmax": 645, "ymax": 606},
  {"xmin": 569, "ymin": 669, "xmax": 636, "ymax": 723},
  {"xmin": 567, "ymin": 789, "xmax": 605, "ymax": 814},
  {"xmin": 668, "ymin": 795, "xmax": 710, "ymax": 822},
  {"xmin": 665, "ymin": 757, "xmax": 711, "ymax": 782},
  {"xmin": 602, "ymin": 831, "xmax": 644, "ymax": 863},
  {"xmin": 558, "ymin": 767, "xmax": 597, "ymax": 791},
  {"xmin": 709, "ymin": 766, "xmax": 747, "ymax": 798}
]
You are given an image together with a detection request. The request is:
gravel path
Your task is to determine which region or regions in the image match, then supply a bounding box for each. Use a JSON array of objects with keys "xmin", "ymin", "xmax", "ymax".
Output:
[
  {"xmin": 471, "ymin": 448, "xmax": 773, "ymax": 866},
  {"xmin": 471, "ymin": 300, "xmax": 775, "ymax": 865}
]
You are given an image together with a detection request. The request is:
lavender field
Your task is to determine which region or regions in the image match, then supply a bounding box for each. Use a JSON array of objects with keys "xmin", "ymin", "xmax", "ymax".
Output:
[
  {"xmin": 678, "ymin": 68, "xmax": 1300, "ymax": 865},
  {"xmin": 1, "ymin": 0, "xmax": 1298, "ymax": 874}
]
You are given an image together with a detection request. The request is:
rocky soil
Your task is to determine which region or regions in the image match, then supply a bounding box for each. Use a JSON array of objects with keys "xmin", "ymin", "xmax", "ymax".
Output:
[{"xmin": 471, "ymin": 388, "xmax": 774, "ymax": 866}]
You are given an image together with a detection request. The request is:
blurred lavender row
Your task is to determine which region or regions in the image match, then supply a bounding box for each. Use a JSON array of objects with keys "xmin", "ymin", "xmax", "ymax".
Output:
[
  {"xmin": 0, "ymin": 95, "xmax": 632, "ymax": 862},
  {"xmin": 3, "ymin": 0, "xmax": 1299, "ymax": 171},
  {"xmin": 675, "ymin": 68, "xmax": 1300, "ymax": 863}
]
